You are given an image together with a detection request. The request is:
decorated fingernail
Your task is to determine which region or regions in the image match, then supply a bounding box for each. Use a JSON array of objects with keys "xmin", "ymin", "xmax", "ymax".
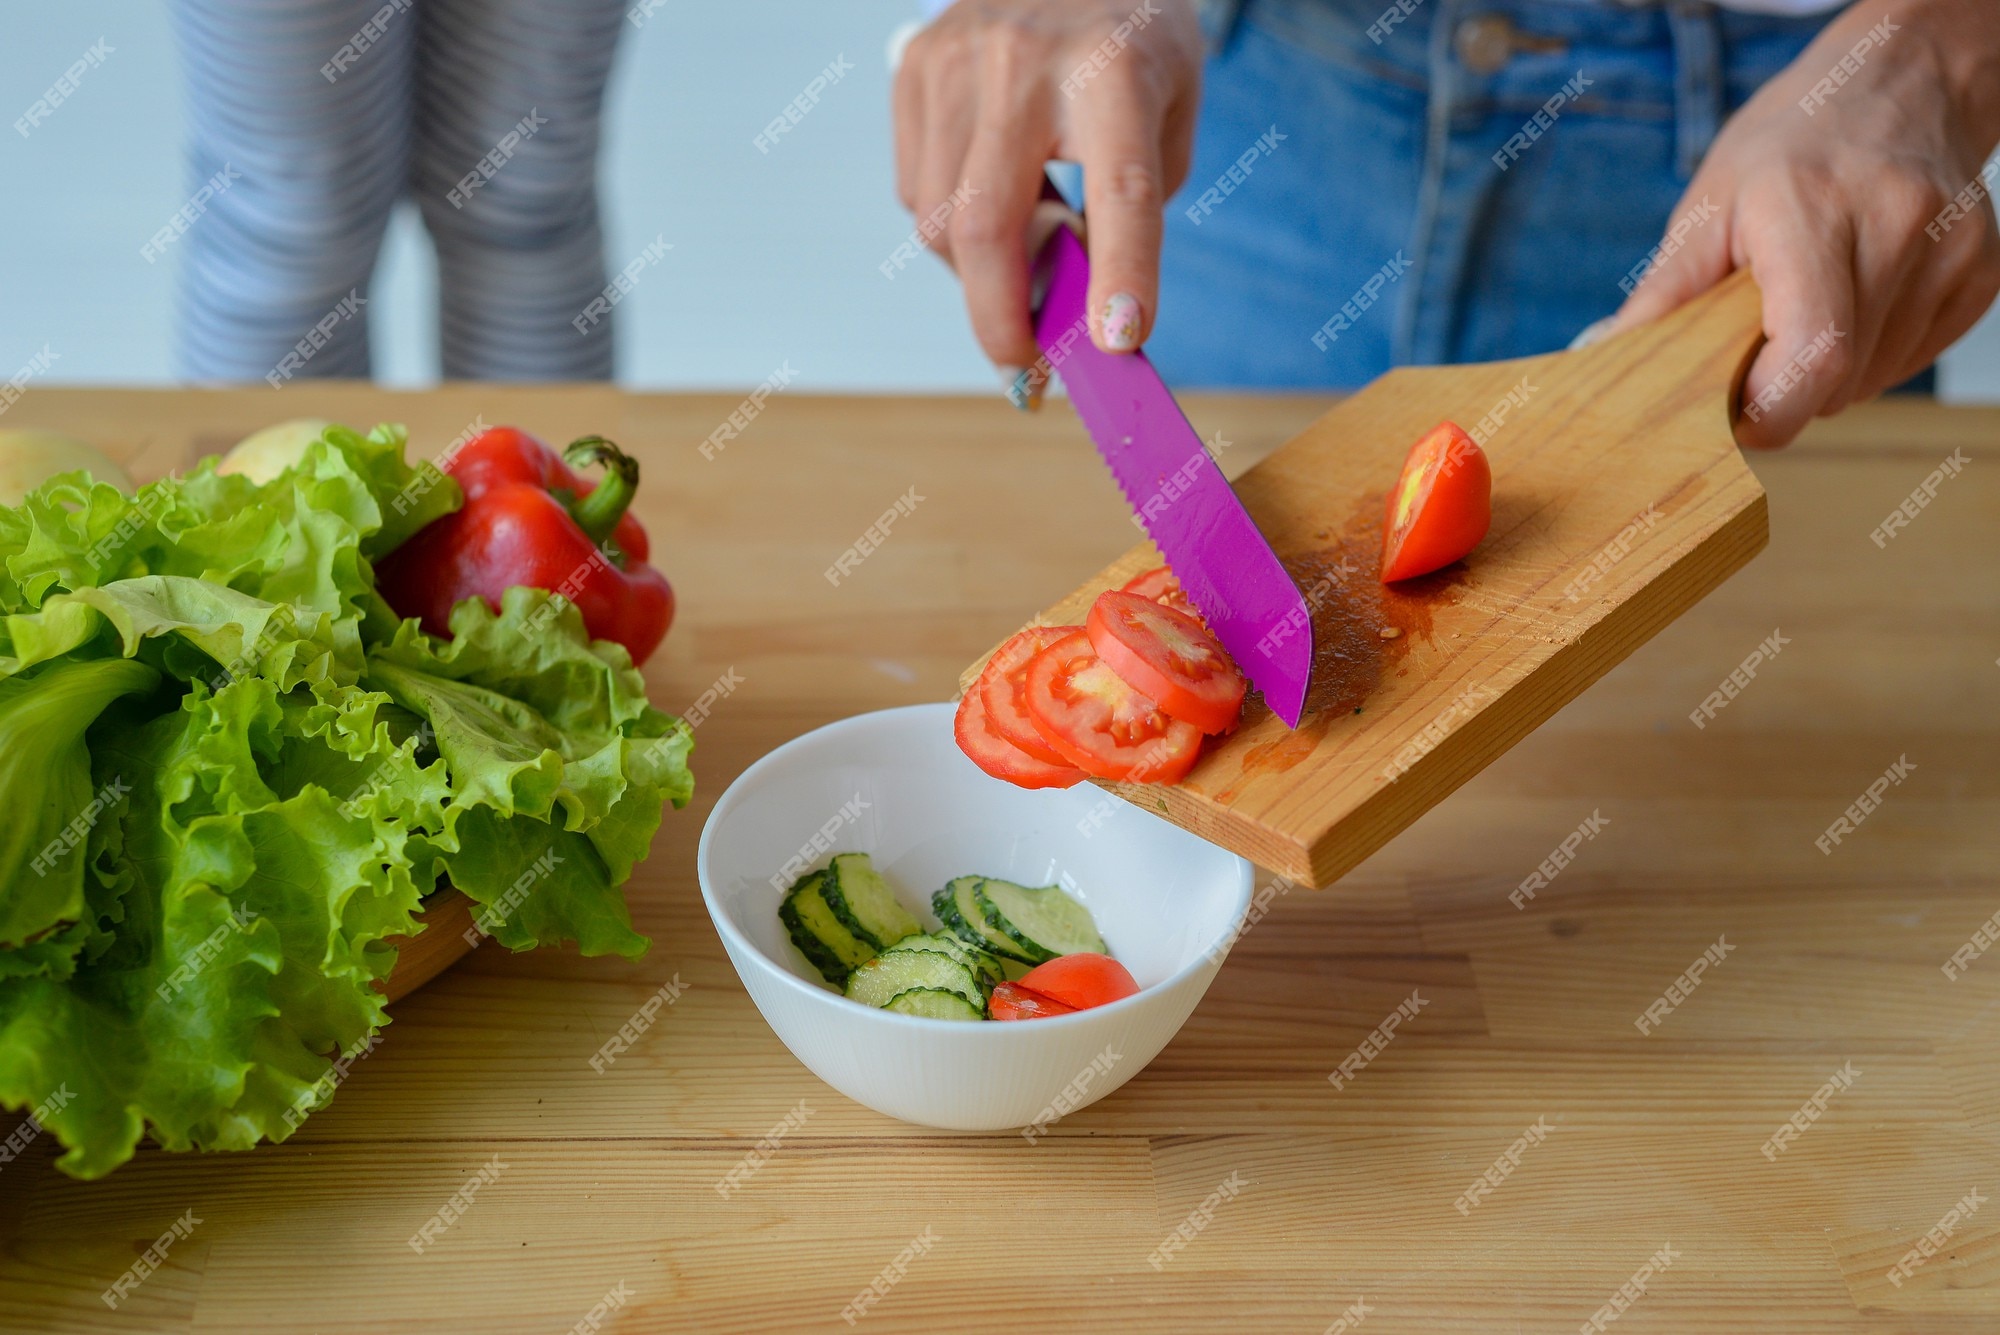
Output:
[
  {"xmin": 1001, "ymin": 365, "xmax": 1043, "ymax": 412},
  {"xmin": 1568, "ymin": 315, "xmax": 1616, "ymax": 351},
  {"xmin": 1100, "ymin": 292, "xmax": 1143, "ymax": 352}
]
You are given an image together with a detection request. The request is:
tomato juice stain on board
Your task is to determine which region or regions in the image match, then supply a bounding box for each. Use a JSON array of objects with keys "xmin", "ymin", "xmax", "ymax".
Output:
[
  {"xmin": 1237, "ymin": 714, "xmax": 1333, "ymax": 779},
  {"xmin": 1102, "ymin": 496, "xmax": 1468, "ymax": 802},
  {"xmin": 1379, "ymin": 558, "xmax": 1467, "ymax": 663},
  {"xmin": 1267, "ymin": 493, "xmax": 1468, "ymax": 721}
]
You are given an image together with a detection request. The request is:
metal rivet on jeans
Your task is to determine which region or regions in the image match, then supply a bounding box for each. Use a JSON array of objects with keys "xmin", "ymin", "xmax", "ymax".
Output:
[{"xmin": 1454, "ymin": 13, "xmax": 1567, "ymax": 73}]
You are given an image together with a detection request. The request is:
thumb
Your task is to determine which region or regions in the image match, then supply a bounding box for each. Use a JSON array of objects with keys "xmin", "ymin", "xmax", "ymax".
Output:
[{"xmin": 1602, "ymin": 192, "xmax": 1735, "ymax": 336}]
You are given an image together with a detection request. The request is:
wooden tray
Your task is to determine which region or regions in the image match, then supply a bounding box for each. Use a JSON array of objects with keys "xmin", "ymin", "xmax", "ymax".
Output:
[
  {"xmin": 381, "ymin": 889, "xmax": 477, "ymax": 1004},
  {"xmin": 969, "ymin": 271, "xmax": 1769, "ymax": 887}
]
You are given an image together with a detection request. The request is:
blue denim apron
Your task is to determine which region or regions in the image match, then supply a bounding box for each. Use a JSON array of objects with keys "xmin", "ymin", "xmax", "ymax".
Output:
[{"xmin": 1148, "ymin": 0, "xmax": 1840, "ymax": 388}]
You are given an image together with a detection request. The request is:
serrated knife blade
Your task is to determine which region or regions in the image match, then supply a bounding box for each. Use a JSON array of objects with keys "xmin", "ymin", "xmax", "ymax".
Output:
[{"xmin": 1031, "ymin": 225, "xmax": 1313, "ymax": 728}]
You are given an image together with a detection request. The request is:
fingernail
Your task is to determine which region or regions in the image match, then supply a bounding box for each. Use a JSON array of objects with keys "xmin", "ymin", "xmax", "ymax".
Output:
[
  {"xmin": 1568, "ymin": 315, "xmax": 1616, "ymax": 351},
  {"xmin": 1001, "ymin": 365, "xmax": 1043, "ymax": 412},
  {"xmin": 1100, "ymin": 293, "xmax": 1143, "ymax": 352}
]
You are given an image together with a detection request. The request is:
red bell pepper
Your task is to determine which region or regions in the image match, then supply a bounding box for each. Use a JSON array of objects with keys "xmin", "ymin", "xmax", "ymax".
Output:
[{"xmin": 376, "ymin": 426, "xmax": 674, "ymax": 664}]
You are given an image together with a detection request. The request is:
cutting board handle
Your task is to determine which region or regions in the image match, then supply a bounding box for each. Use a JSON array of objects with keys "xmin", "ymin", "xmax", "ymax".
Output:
[{"xmin": 1596, "ymin": 268, "xmax": 1768, "ymax": 443}]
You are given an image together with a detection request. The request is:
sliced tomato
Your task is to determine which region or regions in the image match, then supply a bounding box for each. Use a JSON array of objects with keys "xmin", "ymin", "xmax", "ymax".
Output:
[
  {"xmin": 1016, "ymin": 952, "xmax": 1140, "ymax": 1011},
  {"xmin": 1121, "ymin": 566, "xmax": 1178, "ymax": 600},
  {"xmin": 976, "ymin": 625, "xmax": 1080, "ymax": 765},
  {"xmin": 1120, "ymin": 565, "xmax": 1201, "ymax": 621},
  {"xmin": 1085, "ymin": 591, "xmax": 1245, "ymax": 734},
  {"xmin": 987, "ymin": 981, "xmax": 1078, "ymax": 1021},
  {"xmin": 1022, "ymin": 631, "xmax": 1203, "ymax": 784},
  {"xmin": 1381, "ymin": 421, "xmax": 1491, "ymax": 583},
  {"xmin": 954, "ymin": 682, "xmax": 1087, "ymax": 789}
]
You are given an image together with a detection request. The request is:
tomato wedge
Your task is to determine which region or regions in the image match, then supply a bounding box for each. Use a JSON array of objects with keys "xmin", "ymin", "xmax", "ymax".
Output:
[
  {"xmin": 988, "ymin": 981, "xmax": 1078, "ymax": 1021},
  {"xmin": 954, "ymin": 681, "xmax": 1087, "ymax": 789},
  {"xmin": 1085, "ymin": 591, "xmax": 1245, "ymax": 734},
  {"xmin": 976, "ymin": 625, "xmax": 1080, "ymax": 765},
  {"xmin": 1016, "ymin": 952, "xmax": 1139, "ymax": 1010},
  {"xmin": 1023, "ymin": 631, "xmax": 1203, "ymax": 784},
  {"xmin": 1121, "ymin": 565, "xmax": 1202, "ymax": 622},
  {"xmin": 1381, "ymin": 421, "xmax": 1491, "ymax": 583}
]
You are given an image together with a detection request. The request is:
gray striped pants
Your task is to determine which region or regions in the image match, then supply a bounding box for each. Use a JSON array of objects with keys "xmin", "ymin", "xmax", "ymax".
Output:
[{"xmin": 168, "ymin": 0, "xmax": 627, "ymax": 383}]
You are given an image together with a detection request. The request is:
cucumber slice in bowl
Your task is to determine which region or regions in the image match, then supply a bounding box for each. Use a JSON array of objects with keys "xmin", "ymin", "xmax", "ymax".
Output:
[
  {"xmin": 929, "ymin": 878, "xmax": 981, "ymax": 947},
  {"xmin": 845, "ymin": 947, "xmax": 983, "ymax": 1011},
  {"xmin": 933, "ymin": 875, "xmax": 1040, "ymax": 965},
  {"xmin": 779, "ymin": 870, "xmax": 876, "ymax": 985},
  {"xmin": 883, "ymin": 988, "xmax": 985, "ymax": 1021},
  {"xmin": 823, "ymin": 852, "xmax": 922, "ymax": 950},
  {"xmin": 975, "ymin": 877, "xmax": 1107, "ymax": 963},
  {"xmin": 886, "ymin": 931, "xmax": 1005, "ymax": 991}
]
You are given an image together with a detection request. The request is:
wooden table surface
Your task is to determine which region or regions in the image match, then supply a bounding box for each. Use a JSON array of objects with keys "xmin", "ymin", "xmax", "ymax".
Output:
[{"xmin": 1, "ymin": 387, "xmax": 1996, "ymax": 1333}]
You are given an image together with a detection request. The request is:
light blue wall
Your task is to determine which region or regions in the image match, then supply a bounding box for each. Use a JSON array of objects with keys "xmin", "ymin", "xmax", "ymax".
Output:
[{"xmin": 3, "ymin": 1, "xmax": 1996, "ymax": 399}]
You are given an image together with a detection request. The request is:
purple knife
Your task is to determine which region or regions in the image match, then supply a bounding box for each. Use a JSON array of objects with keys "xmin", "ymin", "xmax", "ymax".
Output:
[{"xmin": 1031, "ymin": 224, "xmax": 1314, "ymax": 728}]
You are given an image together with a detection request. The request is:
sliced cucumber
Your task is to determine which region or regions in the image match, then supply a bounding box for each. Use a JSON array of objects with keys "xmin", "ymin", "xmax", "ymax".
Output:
[
  {"xmin": 780, "ymin": 870, "xmax": 876, "ymax": 984},
  {"xmin": 883, "ymin": 987, "xmax": 985, "ymax": 1021},
  {"xmin": 933, "ymin": 875, "xmax": 1039, "ymax": 965},
  {"xmin": 888, "ymin": 931, "xmax": 1005, "ymax": 991},
  {"xmin": 844, "ymin": 947, "xmax": 983, "ymax": 1010},
  {"xmin": 822, "ymin": 852, "xmax": 922, "ymax": 951},
  {"xmin": 930, "ymin": 879, "xmax": 979, "ymax": 943},
  {"xmin": 974, "ymin": 877, "xmax": 1106, "ymax": 962}
]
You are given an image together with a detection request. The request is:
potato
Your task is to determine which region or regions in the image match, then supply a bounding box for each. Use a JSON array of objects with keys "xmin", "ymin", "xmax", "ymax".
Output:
[
  {"xmin": 0, "ymin": 429, "xmax": 135, "ymax": 506},
  {"xmin": 217, "ymin": 418, "xmax": 333, "ymax": 484}
]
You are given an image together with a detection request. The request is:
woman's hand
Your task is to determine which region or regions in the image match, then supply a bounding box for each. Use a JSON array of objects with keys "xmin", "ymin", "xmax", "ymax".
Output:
[
  {"xmin": 893, "ymin": 0, "xmax": 1205, "ymax": 398},
  {"xmin": 1604, "ymin": 0, "xmax": 2000, "ymax": 447}
]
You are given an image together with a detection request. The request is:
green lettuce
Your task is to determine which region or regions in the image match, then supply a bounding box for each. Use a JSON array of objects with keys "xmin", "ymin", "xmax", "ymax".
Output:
[
  {"xmin": 0, "ymin": 424, "xmax": 691, "ymax": 1177},
  {"xmin": 0, "ymin": 658, "xmax": 159, "ymax": 976}
]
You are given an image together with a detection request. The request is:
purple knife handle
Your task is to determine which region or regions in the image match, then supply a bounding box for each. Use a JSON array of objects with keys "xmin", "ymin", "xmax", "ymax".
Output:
[{"xmin": 1032, "ymin": 225, "xmax": 1313, "ymax": 727}]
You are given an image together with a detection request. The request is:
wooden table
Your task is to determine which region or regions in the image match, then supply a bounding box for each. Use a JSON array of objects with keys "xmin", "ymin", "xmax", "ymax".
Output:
[{"xmin": 2, "ymin": 388, "xmax": 1995, "ymax": 1333}]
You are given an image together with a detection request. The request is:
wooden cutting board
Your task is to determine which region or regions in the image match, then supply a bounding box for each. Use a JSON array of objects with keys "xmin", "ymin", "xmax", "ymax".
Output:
[{"xmin": 968, "ymin": 271, "xmax": 1769, "ymax": 887}]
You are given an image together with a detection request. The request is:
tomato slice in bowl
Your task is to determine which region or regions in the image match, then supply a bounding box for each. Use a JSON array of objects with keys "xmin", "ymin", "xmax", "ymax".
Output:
[
  {"xmin": 1023, "ymin": 631, "xmax": 1203, "ymax": 784},
  {"xmin": 954, "ymin": 681, "xmax": 1087, "ymax": 789},
  {"xmin": 976, "ymin": 625, "xmax": 1080, "ymax": 765},
  {"xmin": 1381, "ymin": 420, "xmax": 1491, "ymax": 583},
  {"xmin": 1016, "ymin": 952, "xmax": 1140, "ymax": 1010},
  {"xmin": 988, "ymin": 981, "xmax": 1078, "ymax": 1021},
  {"xmin": 1085, "ymin": 591, "xmax": 1246, "ymax": 734}
]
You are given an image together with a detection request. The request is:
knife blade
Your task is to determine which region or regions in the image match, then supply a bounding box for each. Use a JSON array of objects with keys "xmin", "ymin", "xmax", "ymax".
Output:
[{"xmin": 1030, "ymin": 224, "xmax": 1314, "ymax": 728}]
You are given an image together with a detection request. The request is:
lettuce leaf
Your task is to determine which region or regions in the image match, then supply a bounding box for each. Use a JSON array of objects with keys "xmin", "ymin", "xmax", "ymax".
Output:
[
  {"xmin": 362, "ymin": 589, "xmax": 691, "ymax": 958},
  {"xmin": 0, "ymin": 423, "xmax": 690, "ymax": 1177},
  {"xmin": 0, "ymin": 658, "xmax": 159, "ymax": 967}
]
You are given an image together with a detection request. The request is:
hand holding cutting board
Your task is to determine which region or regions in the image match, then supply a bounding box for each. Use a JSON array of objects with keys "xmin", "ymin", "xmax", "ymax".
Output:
[{"xmin": 1595, "ymin": 0, "xmax": 2000, "ymax": 448}]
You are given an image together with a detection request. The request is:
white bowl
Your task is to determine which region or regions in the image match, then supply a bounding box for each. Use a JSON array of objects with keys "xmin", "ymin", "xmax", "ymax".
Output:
[{"xmin": 697, "ymin": 702, "xmax": 1253, "ymax": 1131}]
